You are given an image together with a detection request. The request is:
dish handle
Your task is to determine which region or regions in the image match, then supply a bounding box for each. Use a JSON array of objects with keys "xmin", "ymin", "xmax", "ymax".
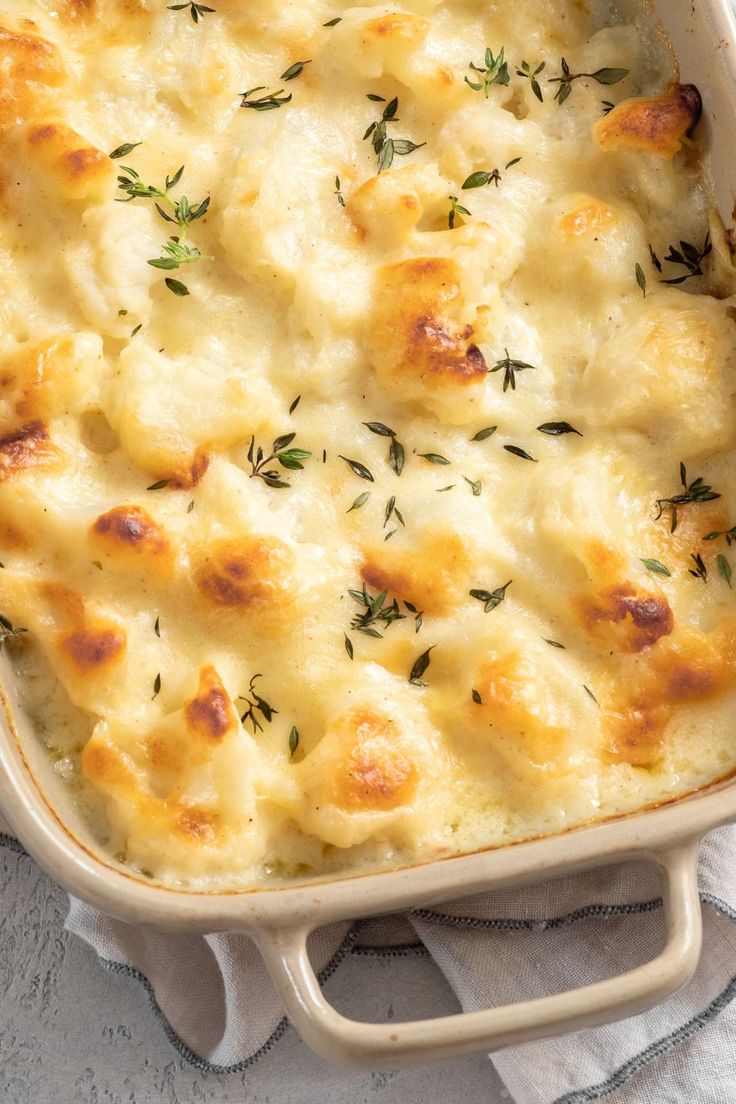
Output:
[{"xmin": 256, "ymin": 842, "xmax": 702, "ymax": 1068}]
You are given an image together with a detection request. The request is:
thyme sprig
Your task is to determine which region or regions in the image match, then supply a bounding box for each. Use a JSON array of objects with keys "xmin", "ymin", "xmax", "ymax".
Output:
[
  {"xmin": 247, "ymin": 433, "xmax": 311, "ymax": 488},
  {"xmin": 236, "ymin": 675, "xmax": 278, "ymax": 733},
  {"xmin": 489, "ymin": 349, "xmax": 538, "ymax": 392},
  {"xmin": 516, "ymin": 60, "xmax": 546, "ymax": 102},
  {"xmin": 0, "ymin": 614, "xmax": 27, "ymax": 651},
  {"xmin": 116, "ymin": 164, "xmax": 211, "ymax": 294},
  {"xmin": 347, "ymin": 583, "xmax": 405, "ymax": 639},
  {"xmin": 655, "ymin": 463, "xmax": 721, "ymax": 533},
  {"xmin": 240, "ymin": 87, "xmax": 292, "ymax": 111},
  {"xmin": 363, "ymin": 97, "xmax": 425, "ymax": 173},
  {"xmin": 659, "ymin": 233, "xmax": 712, "ymax": 285},
  {"xmin": 462, "ymin": 159, "xmax": 521, "ymax": 190},
  {"xmin": 465, "ymin": 46, "xmax": 510, "ymax": 96},
  {"xmin": 548, "ymin": 58, "xmax": 628, "ymax": 104},
  {"xmin": 168, "ymin": 0, "xmax": 215, "ymax": 21},
  {"xmin": 689, "ymin": 552, "xmax": 708, "ymax": 582}
]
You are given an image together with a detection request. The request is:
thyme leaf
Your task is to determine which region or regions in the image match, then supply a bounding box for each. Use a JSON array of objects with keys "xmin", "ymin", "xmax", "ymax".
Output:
[
  {"xmin": 537, "ymin": 422, "xmax": 581, "ymax": 437},
  {"xmin": 419, "ymin": 452, "xmax": 451, "ymax": 465},
  {"xmin": 504, "ymin": 445, "xmax": 537, "ymax": 462},
  {"xmin": 281, "ymin": 60, "xmax": 311, "ymax": 81},
  {"xmin": 635, "ymin": 262, "xmax": 647, "ymax": 298},
  {"xmin": 346, "ymin": 491, "xmax": 371, "ymax": 513},
  {"xmin": 289, "ymin": 726, "xmax": 300, "ymax": 757},
  {"xmin": 718, "ymin": 554, "xmax": 733, "ymax": 589},
  {"xmin": 409, "ymin": 646, "xmax": 435, "ymax": 686},
  {"xmin": 641, "ymin": 558, "xmax": 671, "ymax": 577},
  {"xmin": 340, "ymin": 455, "xmax": 374, "ymax": 482},
  {"xmin": 109, "ymin": 141, "xmax": 142, "ymax": 160}
]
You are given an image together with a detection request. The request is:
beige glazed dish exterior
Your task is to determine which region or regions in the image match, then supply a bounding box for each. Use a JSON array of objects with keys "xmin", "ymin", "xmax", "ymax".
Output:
[{"xmin": 3, "ymin": 0, "xmax": 736, "ymax": 1071}]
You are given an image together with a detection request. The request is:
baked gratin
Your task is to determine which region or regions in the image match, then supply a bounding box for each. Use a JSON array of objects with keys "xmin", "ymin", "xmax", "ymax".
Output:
[{"xmin": 1, "ymin": 0, "xmax": 735, "ymax": 889}]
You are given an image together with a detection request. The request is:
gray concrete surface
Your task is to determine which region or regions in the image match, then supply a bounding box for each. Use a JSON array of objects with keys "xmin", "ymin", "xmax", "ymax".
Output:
[{"xmin": 0, "ymin": 840, "xmax": 509, "ymax": 1103}]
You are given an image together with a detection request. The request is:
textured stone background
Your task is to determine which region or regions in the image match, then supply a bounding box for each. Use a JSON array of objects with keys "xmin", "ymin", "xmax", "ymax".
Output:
[{"xmin": 0, "ymin": 841, "xmax": 508, "ymax": 1103}]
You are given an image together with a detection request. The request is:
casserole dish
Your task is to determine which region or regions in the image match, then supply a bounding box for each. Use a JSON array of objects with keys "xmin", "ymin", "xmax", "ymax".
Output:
[{"xmin": 2, "ymin": 0, "xmax": 736, "ymax": 1069}]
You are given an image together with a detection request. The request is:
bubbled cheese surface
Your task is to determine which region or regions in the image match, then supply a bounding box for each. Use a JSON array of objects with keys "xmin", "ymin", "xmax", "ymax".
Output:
[{"xmin": 2, "ymin": 0, "xmax": 736, "ymax": 890}]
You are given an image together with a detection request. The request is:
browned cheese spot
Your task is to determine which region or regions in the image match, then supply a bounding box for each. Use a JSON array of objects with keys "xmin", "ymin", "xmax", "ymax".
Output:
[
  {"xmin": 361, "ymin": 533, "xmax": 470, "ymax": 615},
  {"xmin": 604, "ymin": 622, "xmax": 736, "ymax": 766},
  {"xmin": 81, "ymin": 738, "xmax": 131, "ymax": 787},
  {"xmin": 328, "ymin": 711, "xmax": 418, "ymax": 813},
  {"xmin": 194, "ymin": 537, "xmax": 292, "ymax": 610},
  {"xmin": 60, "ymin": 626, "xmax": 125, "ymax": 670},
  {"xmin": 0, "ymin": 421, "xmax": 57, "ymax": 480},
  {"xmin": 369, "ymin": 257, "xmax": 487, "ymax": 395},
  {"xmin": 580, "ymin": 584, "xmax": 674, "ymax": 653},
  {"xmin": 176, "ymin": 808, "xmax": 218, "ymax": 843},
  {"xmin": 170, "ymin": 448, "xmax": 210, "ymax": 489},
  {"xmin": 91, "ymin": 505, "xmax": 170, "ymax": 557},
  {"xmin": 25, "ymin": 121, "xmax": 112, "ymax": 199},
  {"xmin": 593, "ymin": 84, "xmax": 702, "ymax": 159},
  {"xmin": 184, "ymin": 667, "xmax": 235, "ymax": 742}
]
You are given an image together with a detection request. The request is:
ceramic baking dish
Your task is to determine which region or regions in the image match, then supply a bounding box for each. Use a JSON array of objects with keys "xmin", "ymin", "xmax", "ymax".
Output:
[{"xmin": 2, "ymin": 0, "xmax": 736, "ymax": 1070}]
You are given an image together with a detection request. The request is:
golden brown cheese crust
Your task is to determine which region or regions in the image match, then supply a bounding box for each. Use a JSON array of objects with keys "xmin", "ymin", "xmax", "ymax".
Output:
[
  {"xmin": 193, "ymin": 536, "xmax": 294, "ymax": 612},
  {"xmin": 369, "ymin": 258, "xmax": 487, "ymax": 407},
  {"xmin": 593, "ymin": 84, "xmax": 702, "ymax": 159},
  {"xmin": 0, "ymin": 421, "xmax": 59, "ymax": 480}
]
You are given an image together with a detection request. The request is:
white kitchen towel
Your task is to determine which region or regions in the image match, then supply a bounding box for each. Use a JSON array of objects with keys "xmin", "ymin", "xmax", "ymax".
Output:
[{"xmin": 4, "ymin": 804, "xmax": 736, "ymax": 1103}]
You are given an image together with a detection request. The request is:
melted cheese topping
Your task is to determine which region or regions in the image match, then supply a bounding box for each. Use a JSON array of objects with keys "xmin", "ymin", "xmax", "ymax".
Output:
[{"xmin": 2, "ymin": 0, "xmax": 736, "ymax": 890}]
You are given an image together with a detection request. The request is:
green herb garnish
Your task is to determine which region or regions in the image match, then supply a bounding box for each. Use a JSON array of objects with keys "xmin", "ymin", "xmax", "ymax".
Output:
[
  {"xmin": 409, "ymin": 646, "xmax": 435, "ymax": 686},
  {"xmin": 167, "ymin": 0, "xmax": 215, "ymax": 22},
  {"xmin": 248, "ymin": 433, "xmax": 311, "ymax": 488},
  {"xmin": 237, "ymin": 675, "xmax": 278, "ymax": 733},
  {"xmin": 469, "ymin": 581, "xmax": 512, "ymax": 612},
  {"xmin": 517, "ymin": 60, "xmax": 546, "ymax": 101},
  {"xmin": 347, "ymin": 583, "xmax": 405, "ymax": 639},
  {"xmin": 641, "ymin": 558, "xmax": 671, "ymax": 577},
  {"xmin": 655, "ymin": 463, "xmax": 721, "ymax": 533},
  {"xmin": 490, "ymin": 349, "xmax": 538, "ymax": 392},
  {"xmin": 465, "ymin": 46, "xmax": 510, "ymax": 96},
  {"xmin": 363, "ymin": 97, "xmax": 425, "ymax": 173},
  {"xmin": 548, "ymin": 58, "xmax": 628, "ymax": 105},
  {"xmin": 240, "ymin": 87, "xmax": 292, "ymax": 111}
]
